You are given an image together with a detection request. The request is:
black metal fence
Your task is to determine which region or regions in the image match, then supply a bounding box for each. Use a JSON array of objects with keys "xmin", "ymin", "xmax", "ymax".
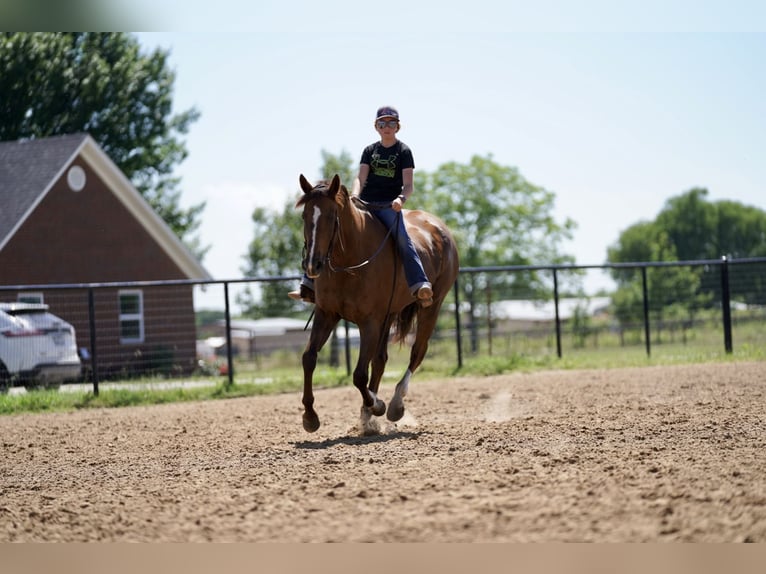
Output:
[
  {"xmin": 456, "ymin": 256, "xmax": 765, "ymax": 365},
  {"xmin": 2, "ymin": 256, "xmax": 764, "ymax": 395}
]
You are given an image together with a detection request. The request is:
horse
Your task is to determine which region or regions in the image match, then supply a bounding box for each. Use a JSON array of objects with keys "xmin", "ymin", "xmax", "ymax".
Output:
[{"xmin": 295, "ymin": 174, "xmax": 459, "ymax": 433}]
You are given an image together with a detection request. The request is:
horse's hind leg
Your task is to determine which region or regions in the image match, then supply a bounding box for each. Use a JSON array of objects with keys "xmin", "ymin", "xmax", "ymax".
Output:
[
  {"xmin": 366, "ymin": 315, "xmax": 394, "ymax": 415},
  {"xmin": 387, "ymin": 305, "xmax": 440, "ymax": 422}
]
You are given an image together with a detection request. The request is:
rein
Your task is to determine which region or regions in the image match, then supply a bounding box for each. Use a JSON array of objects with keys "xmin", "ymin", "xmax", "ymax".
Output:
[
  {"xmin": 325, "ymin": 197, "xmax": 396, "ymax": 273},
  {"xmin": 303, "ymin": 192, "xmax": 402, "ymax": 338}
]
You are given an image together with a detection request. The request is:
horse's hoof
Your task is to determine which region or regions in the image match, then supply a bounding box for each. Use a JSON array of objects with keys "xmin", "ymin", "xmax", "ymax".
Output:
[
  {"xmin": 387, "ymin": 401, "xmax": 405, "ymax": 422},
  {"xmin": 372, "ymin": 397, "xmax": 387, "ymax": 417},
  {"xmin": 303, "ymin": 412, "xmax": 320, "ymax": 432}
]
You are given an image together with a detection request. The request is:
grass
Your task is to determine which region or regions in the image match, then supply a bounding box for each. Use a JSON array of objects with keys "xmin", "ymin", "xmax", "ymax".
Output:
[
  {"xmin": 0, "ymin": 367, "xmax": 353, "ymax": 416},
  {"xmin": 1, "ymin": 339, "xmax": 763, "ymax": 416}
]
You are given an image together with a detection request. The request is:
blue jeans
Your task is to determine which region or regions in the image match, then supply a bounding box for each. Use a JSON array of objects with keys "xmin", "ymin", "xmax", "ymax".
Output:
[{"xmin": 371, "ymin": 207, "xmax": 431, "ymax": 293}]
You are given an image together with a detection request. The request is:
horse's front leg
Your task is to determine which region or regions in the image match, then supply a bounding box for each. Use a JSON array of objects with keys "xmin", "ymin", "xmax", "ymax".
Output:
[
  {"xmin": 302, "ymin": 311, "xmax": 339, "ymax": 432},
  {"xmin": 367, "ymin": 314, "xmax": 393, "ymax": 398},
  {"xmin": 354, "ymin": 331, "xmax": 386, "ymax": 422}
]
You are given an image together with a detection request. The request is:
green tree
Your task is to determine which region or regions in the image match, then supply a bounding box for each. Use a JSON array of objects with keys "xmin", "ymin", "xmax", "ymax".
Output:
[
  {"xmin": 237, "ymin": 150, "xmax": 356, "ymax": 318},
  {"xmin": 610, "ymin": 188, "xmax": 766, "ymax": 308},
  {"xmin": 608, "ymin": 219, "xmax": 711, "ymax": 338},
  {"xmin": 718, "ymin": 201, "xmax": 766, "ymax": 258},
  {"xmin": 655, "ymin": 188, "xmax": 718, "ymax": 261},
  {"xmin": 320, "ymin": 149, "xmax": 356, "ymax": 186},
  {"xmin": 0, "ymin": 32, "xmax": 205, "ymax": 256},
  {"xmin": 238, "ymin": 149, "xmax": 355, "ymax": 318},
  {"xmin": 237, "ymin": 204, "xmax": 304, "ymax": 318},
  {"xmin": 418, "ymin": 155, "xmax": 575, "ymax": 268},
  {"xmin": 606, "ymin": 221, "xmax": 658, "ymax": 286},
  {"xmin": 653, "ymin": 187, "xmax": 766, "ymax": 261},
  {"xmin": 416, "ymin": 154, "xmax": 576, "ymax": 351}
]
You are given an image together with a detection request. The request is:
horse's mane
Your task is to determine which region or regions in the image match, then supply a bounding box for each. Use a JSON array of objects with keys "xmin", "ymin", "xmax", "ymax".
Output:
[{"xmin": 295, "ymin": 179, "xmax": 350, "ymax": 209}]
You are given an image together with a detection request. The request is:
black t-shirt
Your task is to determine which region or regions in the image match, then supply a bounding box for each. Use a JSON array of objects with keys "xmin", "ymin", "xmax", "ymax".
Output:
[{"xmin": 359, "ymin": 140, "xmax": 415, "ymax": 203}]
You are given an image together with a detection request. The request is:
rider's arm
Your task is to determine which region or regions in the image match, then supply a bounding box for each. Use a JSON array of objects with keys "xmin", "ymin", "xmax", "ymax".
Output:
[
  {"xmin": 400, "ymin": 168, "xmax": 414, "ymax": 202},
  {"xmin": 352, "ymin": 164, "xmax": 369, "ymax": 197}
]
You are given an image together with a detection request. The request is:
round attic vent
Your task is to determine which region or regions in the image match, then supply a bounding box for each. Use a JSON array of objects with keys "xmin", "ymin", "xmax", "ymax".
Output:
[{"xmin": 67, "ymin": 165, "xmax": 87, "ymax": 192}]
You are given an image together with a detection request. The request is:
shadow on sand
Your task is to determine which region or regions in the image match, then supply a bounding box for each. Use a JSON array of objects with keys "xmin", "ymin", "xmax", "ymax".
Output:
[{"xmin": 293, "ymin": 430, "xmax": 426, "ymax": 450}]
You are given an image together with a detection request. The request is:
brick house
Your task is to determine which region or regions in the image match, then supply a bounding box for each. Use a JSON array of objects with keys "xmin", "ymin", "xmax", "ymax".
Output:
[{"xmin": 0, "ymin": 133, "xmax": 212, "ymax": 378}]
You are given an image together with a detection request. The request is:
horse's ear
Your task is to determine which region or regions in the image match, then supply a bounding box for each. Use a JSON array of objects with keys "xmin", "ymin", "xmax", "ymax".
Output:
[
  {"xmin": 299, "ymin": 174, "xmax": 313, "ymax": 194},
  {"xmin": 328, "ymin": 174, "xmax": 341, "ymax": 196}
]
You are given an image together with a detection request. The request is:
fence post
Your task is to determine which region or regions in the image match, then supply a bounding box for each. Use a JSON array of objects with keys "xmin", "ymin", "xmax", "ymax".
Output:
[
  {"xmin": 453, "ymin": 278, "xmax": 463, "ymax": 369},
  {"xmin": 720, "ymin": 256, "xmax": 733, "ymax": 354},
  {"xmin": 344, "ymin": 320, "xmax": 351, "ymax": 376},
  {"xmin": 486, "ymin": 283, "xmax": 493, "ymax": 357},
  {"xmin": 641, "ymin": 267, "xmax": 651, "ymax": 357},
  {"xmin": 87, "ymin": 288, "xmax": 99, "ymax": 396},
  {"xmin": 553, "ymin": 269, "xmax": 562, "ymax": 359},
  {"xmin": 223, "ymin": 282, "xmax": 234, "ymax": 386}
]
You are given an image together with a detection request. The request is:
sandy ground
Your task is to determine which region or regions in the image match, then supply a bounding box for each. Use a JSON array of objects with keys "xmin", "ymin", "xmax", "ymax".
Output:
[{"xmin": 1, "ymin": 361, "xmax": 764, "ymax": 542}]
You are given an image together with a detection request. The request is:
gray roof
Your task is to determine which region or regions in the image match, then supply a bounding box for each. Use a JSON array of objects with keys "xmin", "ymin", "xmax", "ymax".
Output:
[
  {"xmin": 492, "ymin": 297, "xmax": 612, "ymax": 321},
  {"xmin": 223, "ymin": 317, "xmax": 309, "ymax": 335},
  {"xmin": 0, "ymin": 133, "xmax": 88, "ymax": 246},
  {"xmin": 0, "ymin": 133, "xmax": 211, "ymax": 280}
]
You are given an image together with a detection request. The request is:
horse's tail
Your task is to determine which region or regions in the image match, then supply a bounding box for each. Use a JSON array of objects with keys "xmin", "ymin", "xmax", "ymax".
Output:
[{"xmin": 392, "ymin": 304, "xmax": 418, "ymax": 344}]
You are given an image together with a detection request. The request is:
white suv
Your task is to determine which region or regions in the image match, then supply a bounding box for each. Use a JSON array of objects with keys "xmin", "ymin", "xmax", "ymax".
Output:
[{"xmin": 0, "ymin": 303, "xmax": 82, "ymax": 392}]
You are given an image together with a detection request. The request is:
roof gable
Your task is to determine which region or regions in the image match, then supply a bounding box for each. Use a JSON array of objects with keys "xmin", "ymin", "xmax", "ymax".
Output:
[
  {"xmin": 0, "ymin": 133, "xmax": 211, "ymax": 280},
  {"xmin": 0, "ymin": 133, "xmax": 87, "ymax": 247}
]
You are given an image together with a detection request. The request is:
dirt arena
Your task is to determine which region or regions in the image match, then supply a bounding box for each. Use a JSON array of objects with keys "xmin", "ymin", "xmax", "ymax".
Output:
[{"xmin": 1, "ymin": 361, "xmax": 764, "ymax": 542}]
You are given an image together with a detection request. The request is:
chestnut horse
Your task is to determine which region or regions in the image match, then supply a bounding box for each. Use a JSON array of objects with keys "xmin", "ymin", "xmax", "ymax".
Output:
[{"xmin": 296, "ymin": 174, "xmax": 459, "ymax": 433}]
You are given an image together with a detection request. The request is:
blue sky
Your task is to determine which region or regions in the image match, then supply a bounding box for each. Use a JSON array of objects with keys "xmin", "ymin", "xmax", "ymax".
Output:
[{"xmin": 132, "ymin": 4, "xmax": 765, "ymax": 308}]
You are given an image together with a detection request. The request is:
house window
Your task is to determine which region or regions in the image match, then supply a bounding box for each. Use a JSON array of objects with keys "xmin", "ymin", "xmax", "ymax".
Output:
[
  {"xmin": 119, "ymin": 290, "xmax": 144, "ymax": 344},
  {"xmin": 17, "ymin": 292, "xmax": 43, "ymax": 304}
]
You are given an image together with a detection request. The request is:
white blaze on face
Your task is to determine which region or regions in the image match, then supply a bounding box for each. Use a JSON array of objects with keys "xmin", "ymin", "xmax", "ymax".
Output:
[{"xmin": 307, "ymin": 205, "xmax": 322, "ymax": 274}]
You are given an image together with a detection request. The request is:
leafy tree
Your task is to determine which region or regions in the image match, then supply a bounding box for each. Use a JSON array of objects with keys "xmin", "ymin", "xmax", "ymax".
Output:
[
  {"xmin": 610, "ymin": 187, "xmax": 766, "ymax": 308},
  {"xmin": 237, "ymin": 204, "xmax": 304, "ymax": 318},
  {"xmin": 238, "ymin": 150, "xmax": 356, "ymax": 318},
  {"xmin": 0, "ymin": 32, "xmax": 205, "ymax": 256},
  {"xmin": 418, "ymin": 155, "xmax": 575, "ymax": 268},
  {"xmin": 653, "ymin": 187, "xmax": 766, "ymax": 263},
  {"xmin": 608, "ymin": 211, "xmax": 711, "ymax": 338},
  {"xmin": 716, "ymin": 200, "xmax": 766, "ymax": 305},
  {"xmin": 416, "ymin": 154, "xmax": 576, "ymax": 351},
  {"xmin": 655, "ymin": 188, "xmax": 718, "ymax": 261},
  {"xmin": 320, "ymin": 149, "xmax": 356, "ymax": 186},
  {"xmin": 714, "ymin": 199, "xmax": 766, "ymax": 259},
  {"xmin": 606, "ymin": 221, "xmax": 658, "ymax": 285}
]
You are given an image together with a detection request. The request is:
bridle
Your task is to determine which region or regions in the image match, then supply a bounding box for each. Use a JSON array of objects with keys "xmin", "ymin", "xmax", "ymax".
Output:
[
  {"xmin": 305, "ymin": 196, "xmax": 398, "ymax": 274},
  {"xmin": 302, "ymin": 191, "xmax": 402, "ymax": 344}
]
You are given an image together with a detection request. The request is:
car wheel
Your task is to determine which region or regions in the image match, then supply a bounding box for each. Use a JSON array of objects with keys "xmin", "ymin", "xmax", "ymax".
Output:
[
  {"xmin": 0, "ymin": 363, "xmax": 10, "ymax": 394},
  {"xmin": 24, "ymin": 379, "xmax": 61, "ymax": 392}
]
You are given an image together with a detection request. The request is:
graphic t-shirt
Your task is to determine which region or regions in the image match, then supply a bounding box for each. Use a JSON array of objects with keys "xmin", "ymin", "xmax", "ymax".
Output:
[{"xmin": 359, "ymin": 140, "xmax": 415, "ymax": 203}]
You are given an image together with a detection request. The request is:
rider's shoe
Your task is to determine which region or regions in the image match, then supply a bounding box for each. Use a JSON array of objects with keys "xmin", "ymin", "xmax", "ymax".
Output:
[
  {"xmin": 288, "ymin": 285, "xmax": 315, "ymax": 303},
  {"xmin": 416, "ymin": 285, "xmax": 433, "ymax": 308}
]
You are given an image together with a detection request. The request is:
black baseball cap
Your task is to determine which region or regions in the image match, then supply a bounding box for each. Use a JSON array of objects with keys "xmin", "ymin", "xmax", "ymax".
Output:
[{"xmin": 375, "ymin": 106, "xmax": 399, "ymax": 121}]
